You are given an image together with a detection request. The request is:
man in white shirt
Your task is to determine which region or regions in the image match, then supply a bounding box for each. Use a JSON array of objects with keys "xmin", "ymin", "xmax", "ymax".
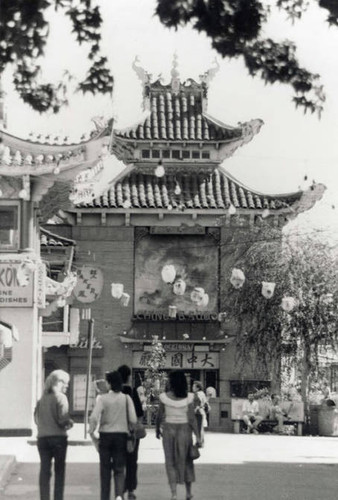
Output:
[{"xmin": 242, "ymin": 393, "xmax": 263, "ymax": 434}]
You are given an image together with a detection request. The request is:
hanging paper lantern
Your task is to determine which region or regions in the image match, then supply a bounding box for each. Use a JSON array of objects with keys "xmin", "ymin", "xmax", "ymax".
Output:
[
  {"xmin": 111, "ymin": 283, "xmax": 124, "ymax": 299},
  {"xmin": 173, "ymin": 278, "xmax": 186, "ymax": 296},
  {"xmin": 197, "ymin": 293, "xmax": 209, "ymax": 308},
  {"xmin": 168, "ymin": 305, "xmax": 177, "ymax": 318},
  {"xmin": 120, "ymin": 293, "xmax": 130, "ymax": 307},
  {"xmin": 174, "ymin": 183, "xmax": 181, "ymax": 195},
  {"xmin": 228, "ymin": 203, "xmax": 236, "ymax": 215},
  {"xmin": 262, "ymin": 208, "xmax": 270, "ymax": 219},
  {"xmin": 281, "ymin": 296, "xmax": 297, "ymax": 312},
  {"xmin": 155, "ymin": 163, "xmax": 165, "ymax": 178},
  {"xmin": 190, "ymin": 287, "xmax": 205, "ymax": 304},
  {"xmin": 161, "ymin": 264, "xmax": 176, "ymax": 284},
  {"xmin": 230, "ymin": 268, "xmax": 245, "ymax": 289},
  {"xmin": 262, "ymin": 281, "xmax": 276, "ymax": 299}
]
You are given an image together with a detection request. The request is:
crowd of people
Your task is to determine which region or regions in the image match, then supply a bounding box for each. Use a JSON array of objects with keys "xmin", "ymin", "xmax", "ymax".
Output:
[{"xmin": 34, "ymin": 369, "xmax": 213, "ymax": 500}]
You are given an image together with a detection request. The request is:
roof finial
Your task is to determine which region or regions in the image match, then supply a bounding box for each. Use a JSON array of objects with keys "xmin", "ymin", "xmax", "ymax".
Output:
[
  {"xmin": 199, "ymin": 58, "xmax": 220, "ymax": 85},
  {"xmin": 132, "ymin": 56, "xmax": 151, "ymax": 85},
  {"xmin": 171, "ymin": 52, "xmax": 180, "ymax": 94}
]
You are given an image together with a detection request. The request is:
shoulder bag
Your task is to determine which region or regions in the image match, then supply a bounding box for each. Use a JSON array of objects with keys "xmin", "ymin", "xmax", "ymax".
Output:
[{"xmin": 125, "ymin": 395, "xmax": 137, "ymax": 453}]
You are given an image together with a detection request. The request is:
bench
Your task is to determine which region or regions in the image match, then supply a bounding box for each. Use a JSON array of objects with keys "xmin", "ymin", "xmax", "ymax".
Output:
[{"xmin": 231, "ymin": 398, "xmax": 304, "ymax": 436}]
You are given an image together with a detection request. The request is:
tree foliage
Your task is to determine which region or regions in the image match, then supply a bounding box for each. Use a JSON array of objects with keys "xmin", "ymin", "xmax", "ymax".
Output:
[
  {"xmin": 0, "ymin": 0, "xmax": 337, "ymax": 114},
  {"xmin": 156, "ymin": 0, "xmax": 337, "ymax": 117},
  {"xmin": 224, "ymin": 223, "xmax": 338, "ymax": 400},
  {"xmin": 0, "ymin": 0, "xmax": 113, "ymax": 113}
]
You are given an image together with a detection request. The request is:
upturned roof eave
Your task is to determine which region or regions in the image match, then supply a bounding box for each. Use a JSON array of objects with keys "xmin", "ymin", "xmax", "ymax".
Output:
[{"xmin": 219, "ymin": 167, "xmax": 303, "ymax": 201}]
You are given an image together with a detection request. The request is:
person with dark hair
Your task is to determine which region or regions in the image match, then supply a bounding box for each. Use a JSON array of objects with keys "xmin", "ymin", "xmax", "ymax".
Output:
[
  {"xmin": 89, "ymin": 371, "xmax": 137, "ymax": 500},
  {"xmin": 117, "ymin": 364, "xmax": 144, "ymax": 500},
  {"xmin": 34, "ymin": 369, "xmax": 74, "ymax": 500},
  {"xmin": 156, "ymin": 371, "xmax": 201, "ymax": 500}
]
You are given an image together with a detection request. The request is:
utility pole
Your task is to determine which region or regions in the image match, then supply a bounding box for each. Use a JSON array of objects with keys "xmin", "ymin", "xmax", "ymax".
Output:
[{"xmin": 82, "ymin": 308, "xmax": 94, "ymax": 439}]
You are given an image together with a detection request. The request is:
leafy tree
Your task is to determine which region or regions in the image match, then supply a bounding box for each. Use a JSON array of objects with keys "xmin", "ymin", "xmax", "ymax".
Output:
[
  {"xmin": 0, "ymin": 0, "xmax": 337, "ymax": 114},
  {"xmin": 143, "ymin": 335, "xmax": 167, "ymax": 404},
  {"xmin": 0, "ymin": 0, "xmax": 113, "ymax": 113},
  {"xmin": 224, "ymin": 223, "xmax": 338, "ymax": 409}
]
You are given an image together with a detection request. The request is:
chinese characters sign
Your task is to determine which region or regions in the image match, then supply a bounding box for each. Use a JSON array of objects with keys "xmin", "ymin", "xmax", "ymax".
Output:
[
  {"xmin": 0, "ymin": 261, "xmax": 33, "ymax": 307},
  {"xmin": 73, "ymin": 266, "xmax": 103, "ymax": 303},
  {"xmin": 133, "ymin": 350, "xmax": 219, "ymax": 369}
]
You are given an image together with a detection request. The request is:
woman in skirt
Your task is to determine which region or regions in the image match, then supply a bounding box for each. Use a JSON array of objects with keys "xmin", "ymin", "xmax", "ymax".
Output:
[{"xmin": 156, "ymin": 371, "xmax": 201, "ymax": 500}]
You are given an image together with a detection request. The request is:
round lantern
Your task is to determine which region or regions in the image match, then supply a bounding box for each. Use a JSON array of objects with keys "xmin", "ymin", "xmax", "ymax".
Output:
[
  {"xmin": 173, "ymin": 278, "xmax": 186, "ymax": 296},
  {"xmin": 281, "ymin": 296, "xmax": 297, "ymax": 312},
  {"xmin": 111, "ymin": 283, "xmax": 124, "ymax": 299},
  {"xmin": 197, "ymin": 293, "xmax": 209, "ymax": 308},
  {"xmin": 191, "ymin": 287, "xmax": 205, "ymax": 304},
  {"xmin": 230, "ymin": 268, "xmax": 245, "ymax": 289},
  {"xmin": 262, "ymin": 281, "xmax": 276, "ymax": 299},
  {"xmin": 161, "ymin": 264, "xmax": 176, "ymax": 284}
]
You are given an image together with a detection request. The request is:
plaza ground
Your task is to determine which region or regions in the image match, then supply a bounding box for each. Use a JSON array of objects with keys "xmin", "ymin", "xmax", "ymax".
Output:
[{"xmin": 1, "ymin": 426, "xmax": 338, "ymax": 499}]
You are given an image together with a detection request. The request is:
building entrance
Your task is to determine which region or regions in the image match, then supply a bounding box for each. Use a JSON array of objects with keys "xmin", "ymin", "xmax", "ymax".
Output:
[{"xmin": 133, "ymin": 368, "xmax": 218, "ymax": 395}]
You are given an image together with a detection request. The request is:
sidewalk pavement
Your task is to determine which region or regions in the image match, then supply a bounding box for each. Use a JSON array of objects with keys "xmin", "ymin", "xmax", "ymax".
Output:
[{"xmin": 1, "ymin": 425, "xmax": 338, "ymax": 491}]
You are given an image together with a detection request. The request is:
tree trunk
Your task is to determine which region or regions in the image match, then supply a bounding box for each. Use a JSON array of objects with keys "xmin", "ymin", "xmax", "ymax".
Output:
[{"xmin": 301, "ymin": 345, "xmax": 311, "ymax": 431}]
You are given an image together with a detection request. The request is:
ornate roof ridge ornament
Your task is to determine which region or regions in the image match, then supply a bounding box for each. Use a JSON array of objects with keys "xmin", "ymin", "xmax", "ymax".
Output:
[
  {"xmin": 199, "ymin": 58, "xmax": 220, "ymax": 111},
  {"xmin": 171, "ymin": 52, "xmax": 180, "ymax": 95},
  {"xmin": 132, "ymin": 56, "xmax": 152, "ymax": 110}
]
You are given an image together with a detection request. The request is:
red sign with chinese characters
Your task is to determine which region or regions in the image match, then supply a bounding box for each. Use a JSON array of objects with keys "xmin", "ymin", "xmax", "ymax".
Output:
[{"xmin": 133, "ymin": 350, "xmax": 219, "ymax": 369}]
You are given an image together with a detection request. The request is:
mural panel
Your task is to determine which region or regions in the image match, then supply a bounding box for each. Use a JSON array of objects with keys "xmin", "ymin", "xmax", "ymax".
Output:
[{"xmin": 135, "ymin": 235, "xmax": 218, "ymax": 315}]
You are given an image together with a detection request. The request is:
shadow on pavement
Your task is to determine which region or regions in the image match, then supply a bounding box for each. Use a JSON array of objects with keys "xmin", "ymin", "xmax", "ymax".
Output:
[{"xmin": 3, "ymin": 462, "xmax": 338, "ymax": 499}]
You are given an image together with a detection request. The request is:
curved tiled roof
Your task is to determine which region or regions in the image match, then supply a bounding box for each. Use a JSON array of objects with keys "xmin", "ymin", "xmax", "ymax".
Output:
[
  {"xmin": 40, "ymin": 227, "xmax": 76, "ymax": 247},
  {"xmin": 76, "ymin": 168, "xmax": 301, "ymax": 211},
  {"xmin": 115, "ymin": 86, "xmax": 242, "ymax": 142}
]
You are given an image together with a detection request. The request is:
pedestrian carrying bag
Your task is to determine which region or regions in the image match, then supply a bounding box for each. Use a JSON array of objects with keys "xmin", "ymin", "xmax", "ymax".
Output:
[
  {"xmin": 134, "ymin": 419, "xmax": 146, "ymax": 440},
  {"xmin": 125, "ymin": 394, "xmax": 137, "ymax": 453},
  {"xmin": 189, "ymin": 443, "xmax": 200, "ymax": 460}
]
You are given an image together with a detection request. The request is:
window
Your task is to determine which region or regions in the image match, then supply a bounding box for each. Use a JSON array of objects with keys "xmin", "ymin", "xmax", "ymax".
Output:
[
  {"xmin": 162, "ymin": 150, "xmax": 170, "ymax": 159},
  {"xmin": 192, "ymin": 151, "xmax": 200, "ymax": 159},
  {"xmin": 141, "ymin": 150, "xmax": 150, "ymax": 159},
  {"xmin": 230, "ymin": 380, "xmax": 271, "ymax": 398},
  {"xmin": 0, "ymin": 203, "xmax": 19, "ymax": 251},
  {"xmin": 152, "ymin": 150, "xmax": 160, "ymax": 159},
  {"xmin": 182, "ymin": 150, "xmax": 190, "ymax": 159},
  {"xmin": 172, "ymin": 150, "xmax": 180, "ymax": 159},
  {"xmin": 202, "ymin": 151, "xmax": 210, "ymax": 159}
]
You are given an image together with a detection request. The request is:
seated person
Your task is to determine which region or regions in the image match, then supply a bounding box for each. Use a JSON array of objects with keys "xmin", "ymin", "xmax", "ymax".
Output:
[
  {"xmin": 268, "ymin": 394, "xmax": 289, "ymax": 433},
  {"xmin": 242, "ymin": 393, "xmax": 263, "ymax": 434}
]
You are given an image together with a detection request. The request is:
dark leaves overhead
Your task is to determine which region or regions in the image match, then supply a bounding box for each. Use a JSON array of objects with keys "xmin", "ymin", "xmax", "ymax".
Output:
[
  {"xmin": 0, "ymin": 0, "xmax": 337, "ymax": 114},
  {"xmin": 0, "ymin": 0, "xmax": 113, "ymax": 113},
  {"xmin": 155, "ymin": 0, "xmax": 336, "ymax": 117}
]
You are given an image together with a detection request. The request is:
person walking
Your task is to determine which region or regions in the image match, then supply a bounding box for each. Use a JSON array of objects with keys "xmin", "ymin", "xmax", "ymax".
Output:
[
  {"xmin": 34, "ymin": 369, "xmax": 74, "ymax": 500},
  {"xmin": 89, "ymin": 371, "xmax": 137, "ymax": 500},
  {"xmin": 156, "ymin": 371, "xmax": 201, "ymax": 500},
  {"xmin": 192, "ymin": 381, "xmax": 208, "ymax": 446},
  {"xmin": 117, "ymin": 364, "xmax": 144, "ymax": 500}
]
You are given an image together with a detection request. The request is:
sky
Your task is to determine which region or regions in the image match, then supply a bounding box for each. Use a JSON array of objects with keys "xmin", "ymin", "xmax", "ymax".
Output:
[{"xmin": 3, "ymin": 0, "xmax": 338, "ymax": 239}]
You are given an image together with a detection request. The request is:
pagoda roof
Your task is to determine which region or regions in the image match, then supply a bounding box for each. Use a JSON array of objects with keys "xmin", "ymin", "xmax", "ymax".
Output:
[
  {"xmin": 73, "ymin": 167, "xmax": 302, "ymax": 212},
  {"xmin": 115, "ymin": 78, "xmax": 263, "ymax": 149}
]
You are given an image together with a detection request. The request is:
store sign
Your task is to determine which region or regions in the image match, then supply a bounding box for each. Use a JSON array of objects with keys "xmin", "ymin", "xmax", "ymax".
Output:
[
  {"xmin": 0, "ymin": 261, "xmax": 33, "ymax": 307},
  {"xmin": 133, "ymin": 311, "xmax": 219, "ymax": 321},
  {"xmin": 73, "ymin": 266, "xmax": 104, "ymax": 303},
  {"xmin": 133, "ymin": 350, "xmax": 219, "ymax": 369},
  {"xmin": 36, "ymin": 263, "xmax": 46, "ymax": 308}
]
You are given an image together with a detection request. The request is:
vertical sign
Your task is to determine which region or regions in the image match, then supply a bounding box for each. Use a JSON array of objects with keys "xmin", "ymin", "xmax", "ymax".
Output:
[{"xmin": 36, "ymin": 262, "xmax": 46, "ymax": 308}]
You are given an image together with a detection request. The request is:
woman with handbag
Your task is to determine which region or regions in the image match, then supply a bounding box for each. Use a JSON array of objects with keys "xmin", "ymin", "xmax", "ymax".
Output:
[
  {"xmin": 89, "ymin": 371, "xmax": 137, "ymax": 500},
  {"xmin": 118, "ymin": 364, "xmax": 145, "ymax": 500},
  {"xmin": 156, "ymin": 371, "xmax": 201, "ymax": 500}
]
